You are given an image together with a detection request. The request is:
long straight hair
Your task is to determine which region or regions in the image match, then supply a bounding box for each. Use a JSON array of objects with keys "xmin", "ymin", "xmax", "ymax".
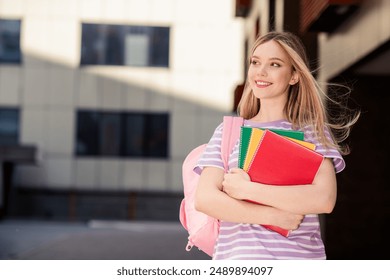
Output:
[{"xmin": 237, "ymin": 31, "xmax": 359, "ymax": 155}]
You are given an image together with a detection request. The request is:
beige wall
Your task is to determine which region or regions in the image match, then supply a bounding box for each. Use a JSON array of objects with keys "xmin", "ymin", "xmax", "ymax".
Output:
[{"xmin": 318, "ymin": 0, "xmax": 390, "ymax": 81}]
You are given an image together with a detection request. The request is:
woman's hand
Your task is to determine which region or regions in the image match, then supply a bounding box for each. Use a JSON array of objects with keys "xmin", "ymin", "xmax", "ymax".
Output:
[
  {"xmin": 271, "ymin": 208, "xmax": 304, "ymax": 230},
  {"xmin": 222, "ymin": 168, "xmax": 251, "ymax": 200}
]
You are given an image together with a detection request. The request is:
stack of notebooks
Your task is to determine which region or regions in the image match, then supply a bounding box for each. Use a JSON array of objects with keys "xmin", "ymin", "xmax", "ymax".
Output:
[{"xmin": 238, "ymin": 126, "xmax": 324, "ymax": 237}]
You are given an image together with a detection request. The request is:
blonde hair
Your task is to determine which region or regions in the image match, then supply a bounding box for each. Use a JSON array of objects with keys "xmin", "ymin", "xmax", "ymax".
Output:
[{"xmin": 237, "ymin": 31, "xmax": 359, "ymax": 155}]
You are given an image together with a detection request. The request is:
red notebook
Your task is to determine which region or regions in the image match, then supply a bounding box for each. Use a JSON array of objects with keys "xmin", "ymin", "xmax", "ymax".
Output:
[
  {"xmin": 247, "ymin": 130, "xmax": 324, "ymax": 237},
  {"xmin": 247, "ymin": 130, "xmax": 324, "ymax": 185}
]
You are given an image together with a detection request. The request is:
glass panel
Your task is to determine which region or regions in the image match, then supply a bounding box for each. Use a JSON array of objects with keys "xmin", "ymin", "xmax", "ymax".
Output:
[
  {"xmin": 145, "ymin": 113, "xmax": 169, "ymax": 158},
  {"xmin": 0, "ymin": 19, "xmax": 21, "ymax": 63},
  {"xmin": 124, "ymin": 34, "xmax": 149, "ymax": 66},
  {"xmin": 81, "ymin": 24, "xmax": 104, "ymax": 65},
  {"xmin": 123, "ymin": 113, "xmax": 145, "ymax": 157},
  {"xmin": 99, "ymin": 113, "xmax": 121, "ymax": 156},
  {"xmin": 105, "ymin": 25, "xmax": 123, "ymax": 65},
  {"xmin": 0, "ymin": 108, "xmax": 19, "ymax": 145},
  {"xmin": 76, "ymin": 111, "xmax": 100, "ymax": 156},
  {"xmin": 149, "ymin": 27, "xmax": 170, "ymax": 67}
]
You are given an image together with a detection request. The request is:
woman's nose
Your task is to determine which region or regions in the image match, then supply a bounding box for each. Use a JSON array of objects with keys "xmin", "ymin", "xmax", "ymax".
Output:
[{"xmin": 257, "ymin": 65, "xmax": 267, "ymax": 77}]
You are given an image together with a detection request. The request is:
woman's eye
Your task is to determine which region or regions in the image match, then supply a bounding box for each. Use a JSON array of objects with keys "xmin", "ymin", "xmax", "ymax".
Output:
[
  {"xmin": 271, "ymin": 62, "xmax": 280, "ymax": 67},
  {"xmin": 251, "ymin": 60, "xmax": 259, "ymax": 65}
]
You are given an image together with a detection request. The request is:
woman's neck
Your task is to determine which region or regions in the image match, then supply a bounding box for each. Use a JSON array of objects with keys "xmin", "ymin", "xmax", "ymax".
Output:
[
  {"xmin": 250, "ymin": 95, "xmax": 288, "ymax": 123},
  {"xmin": 250, "ymin": 114, "xmax": 285, "ymax": 123},
  {"xmin": 251, "ymin": 103, "xmax": 286, "ymax": 123}
]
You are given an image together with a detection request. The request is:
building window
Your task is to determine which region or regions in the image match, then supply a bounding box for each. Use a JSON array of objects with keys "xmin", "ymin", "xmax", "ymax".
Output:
[
  {"xmin": 0, "ymin": 107, "xmax": 19, "ymax": 145},
  {"xmin": 0, "ymin": 19, "xmax": 21, "ymax": 63},
  {"xmin": 80, "ymin": 23, "xmax": 170, "ymax": 67},
  {"xmin": 76, "ymin": 110, "xmax": 169, "ymax": 158}
]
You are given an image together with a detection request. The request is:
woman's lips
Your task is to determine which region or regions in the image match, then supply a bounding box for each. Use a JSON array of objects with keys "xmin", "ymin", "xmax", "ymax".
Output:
[{"xmin": 255, "ymin": 80, "xmax": 272, "ymax": 87}]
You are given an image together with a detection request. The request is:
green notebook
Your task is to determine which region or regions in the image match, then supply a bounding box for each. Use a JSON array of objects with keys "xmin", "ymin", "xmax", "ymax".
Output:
[
  {"xmin": 266, "ymin": 128, "xmax": 304, "ymax": 141},
  {"xmin": 238, "ymin": 127, "xmax": 253, "ymax": 169},
  {"xmin": 238, "ymin": 127, "xmax": 305, "ymax": 169}
]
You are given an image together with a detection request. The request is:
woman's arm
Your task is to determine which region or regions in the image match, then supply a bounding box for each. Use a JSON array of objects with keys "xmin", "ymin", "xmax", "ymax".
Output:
[
  {"xmin": 195, "ymin": 166, "xmax": 303, "ymax": 230},
  {"xmin": 222, "ymin": 158, "xmax": 337, "ymax": 215}
]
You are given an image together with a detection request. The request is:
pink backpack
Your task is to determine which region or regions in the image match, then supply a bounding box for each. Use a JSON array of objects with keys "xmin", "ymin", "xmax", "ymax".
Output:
[{"xmin": 179, "ymin": 116, "xmax": 243, "ymax": 256}]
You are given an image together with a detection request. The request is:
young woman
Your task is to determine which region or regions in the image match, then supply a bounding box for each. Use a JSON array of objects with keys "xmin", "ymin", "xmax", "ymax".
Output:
[{"xmin": 194, "ymin": 31, "xmax": 359, "ymax": 260}]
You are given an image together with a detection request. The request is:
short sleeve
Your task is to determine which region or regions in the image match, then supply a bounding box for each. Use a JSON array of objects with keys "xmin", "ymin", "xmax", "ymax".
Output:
[
  {"xmin": 194, "ymin": 123, "xmax": 225, "ymax": 175},
  {"xmin": 304, "ymin": 126, "xmax": 346, "ymax": 173}
]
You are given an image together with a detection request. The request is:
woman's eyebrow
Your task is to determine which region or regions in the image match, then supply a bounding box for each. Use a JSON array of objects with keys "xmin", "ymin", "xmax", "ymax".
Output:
[
  {"xmin": 251, "ymin": 55, "xmax": 285, "ymax": 63},
  {"xmin": 269, "ymin": 57, "xmax": 285, "ymax": 63}
]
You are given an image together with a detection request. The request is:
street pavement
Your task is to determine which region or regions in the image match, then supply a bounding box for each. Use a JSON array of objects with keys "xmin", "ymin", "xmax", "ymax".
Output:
[{"xmin": 0, "ymin": 219, "xmax": 210, "ymax": 260}]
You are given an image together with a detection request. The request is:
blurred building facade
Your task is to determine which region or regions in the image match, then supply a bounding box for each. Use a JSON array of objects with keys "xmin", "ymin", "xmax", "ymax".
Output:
[
  {"xmin": 0, "ymin": 0, "xmax": 244, "ymax": 220},
  {"xmin": 312, "ymin": 0, "xmax": 390, "ymax": 259}
]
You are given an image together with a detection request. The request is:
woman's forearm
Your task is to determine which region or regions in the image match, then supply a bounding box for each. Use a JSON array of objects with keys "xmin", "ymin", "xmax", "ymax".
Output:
[
  {"xmin": 195, "ymin": 167, "xmax": 302, "ymax": 230},
  {"xmin": 196, "ymin": 181, "xmax": 273, "ymax": 224}
]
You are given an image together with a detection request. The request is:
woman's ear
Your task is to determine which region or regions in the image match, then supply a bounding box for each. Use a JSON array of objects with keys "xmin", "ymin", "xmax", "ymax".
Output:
[{"xmin": 289, "ymin": 71, "xmax": 299, "ymax": 85}]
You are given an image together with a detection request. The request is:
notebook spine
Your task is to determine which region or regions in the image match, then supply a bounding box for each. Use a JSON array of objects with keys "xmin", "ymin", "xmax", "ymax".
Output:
[
  {"xmin": 238, "ymin": 127, "xmax": 244, "ymax": 169},
  {"xmin": 247, "ymin": 129, "xmax": 267, "ymax": 172}
]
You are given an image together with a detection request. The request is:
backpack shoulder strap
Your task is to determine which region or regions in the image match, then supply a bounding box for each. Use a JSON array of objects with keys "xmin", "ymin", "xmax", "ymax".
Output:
[{"xmin": 221, "ymin": 116, "xmax": 244, "ymax": 171}]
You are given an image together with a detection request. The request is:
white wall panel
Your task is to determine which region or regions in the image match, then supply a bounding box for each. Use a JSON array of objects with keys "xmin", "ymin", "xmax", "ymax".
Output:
[
  {"xmin": 97, "ymin": 159, "xmax": 120, "ymax": 189},
  {"xmin": 20, "ymin": 108, "xmax": 46, "ymax": 149},
  {"xmin": 22, "ymin": 68, "xmax": 48, "ymax": 106},
  {"xmin": 46, "ymin": 109, "xmax": 74, "ymax": 156},
  {"xmin": 45, "ymin": 157, "xmax": 73, "ymax": 188},
  {"xmin": 145, "ymin": 160, "xmax": 168, "ymax": 191},
  {"xmin": 77, "ymin": 70, "xmax": 100, "ymax": 108},
  {"xmin": 121, "ymin": 160, "xmax": 145, "ymax": 190},
  {"xmin": 74, "ymin": 159, "xmax": 98, "ymax": 189},
  {"xmin": 0, "ymin": 66, "xmax": 21, "ymax": 105},
  {"xmin": 48, "ymin": 67, "xmax": 75, "ymax": 107}
]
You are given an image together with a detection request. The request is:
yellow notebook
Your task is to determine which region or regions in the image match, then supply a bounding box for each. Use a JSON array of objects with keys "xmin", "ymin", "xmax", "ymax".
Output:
[
  {"xmin": 243, "ymin": 128, "xmax": 264, "ymax": 171},
  {"xmin": 288, "ymin": 137, "xmax": 316, "ymax": 150}
]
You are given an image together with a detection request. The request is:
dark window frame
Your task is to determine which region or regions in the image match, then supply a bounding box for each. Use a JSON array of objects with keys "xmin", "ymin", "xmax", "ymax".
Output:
[
  {"xmin": 80, "ymin": 23, "xmax": 170, "ymax": 68},
  {"xmin": 0, "ymin": 107, "xmax": 20, "ymax": 146},
  {"xmin": 75, "ymin": 110, "xmax": 169, "ymax": 159},
  {"xmin": 0, "ymin": 19, "xmax": 22, "ymax": 64}
]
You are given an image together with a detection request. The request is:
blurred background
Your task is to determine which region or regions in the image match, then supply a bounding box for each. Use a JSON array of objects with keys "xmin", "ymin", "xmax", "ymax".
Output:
[{"xmin": 0, "ymin": 0, "xmax": 389, "ymax": 260}]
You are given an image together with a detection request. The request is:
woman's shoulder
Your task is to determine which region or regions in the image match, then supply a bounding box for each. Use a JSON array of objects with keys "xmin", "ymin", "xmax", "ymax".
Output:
[
  {"xmin": 243, "ymin": 119, "xmax": 293, "ymax": 129},
  {"xmin": 301, "ymin": 124, "xmax": 333, "ymax": 142},
  {"xmin": 301, "ymin": 124, "xmax": 345, "ymax": 172}
]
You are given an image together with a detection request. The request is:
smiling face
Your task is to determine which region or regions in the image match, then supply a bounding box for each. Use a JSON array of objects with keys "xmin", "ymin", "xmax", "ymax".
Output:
[{"xmin": 248, "ymin": 40, "xmax": 298, "ymax": 103}]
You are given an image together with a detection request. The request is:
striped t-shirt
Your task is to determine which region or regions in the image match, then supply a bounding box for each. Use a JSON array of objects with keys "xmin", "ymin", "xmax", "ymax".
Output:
[{"xmin": 195, "ymin": 119, "xmax": 345, "ymax": 260}]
